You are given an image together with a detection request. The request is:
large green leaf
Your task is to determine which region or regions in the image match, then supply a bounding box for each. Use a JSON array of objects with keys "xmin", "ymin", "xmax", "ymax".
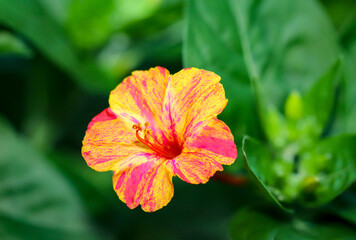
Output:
[
  {"xmin": 184, "ymin": 0, "xmax": 254, "ymax": 137},
  {"xmin": 184, "ymin": 0, "xmax": 339, "ymax": 137},
  {"xmin": 299, "ymin": 135, "xmax": 356, "ymax": 206},
  {"xmin": 0, "ymin": 0, "xmax": 115, "ymax": 92},
  {"xmin": 229, "ymin": 207, "xmax": 356, "ymax": 240},
  {"xmin": 242, "ymin": 137, "xmax": 292, "ymax": 212},
  {"xmin": 0, "ymin": 117, "xmax": 100, "ymax": 240}
]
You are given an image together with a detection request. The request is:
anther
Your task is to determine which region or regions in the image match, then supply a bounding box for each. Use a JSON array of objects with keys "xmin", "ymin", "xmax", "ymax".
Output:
[{"xmin": 132, "ymin": 123, "xmax": 142, "ymax": 130}]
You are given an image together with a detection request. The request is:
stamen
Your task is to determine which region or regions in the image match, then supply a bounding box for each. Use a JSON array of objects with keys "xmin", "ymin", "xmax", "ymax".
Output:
[{"xmin": 133, "ymin": 122, "xmax": 179, "ymax": 159}]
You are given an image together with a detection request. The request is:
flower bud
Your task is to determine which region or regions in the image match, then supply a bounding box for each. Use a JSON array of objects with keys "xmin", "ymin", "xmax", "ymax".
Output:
[{"xmin": 285, "ymin": 91, "xmax": 303, "ymax": 121}]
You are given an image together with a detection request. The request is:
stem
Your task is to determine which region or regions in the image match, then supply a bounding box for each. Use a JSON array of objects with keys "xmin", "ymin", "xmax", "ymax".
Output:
[{"xmin": 212, "ymin": 172, "xmax": 247, "ymax": 186}]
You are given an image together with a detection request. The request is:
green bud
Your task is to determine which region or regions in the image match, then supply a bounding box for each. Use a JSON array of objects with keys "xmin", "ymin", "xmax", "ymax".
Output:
[
  {"xmin": 265, "ymin": 106, "xmax": 288, "ymax": 148},
  {"xmin": 301, "ymin": 175, "xmax": 319, "ymax": 194},
  {"xmin": 285, "ymin": 91, "xmax": 303, "ymax": 121}
]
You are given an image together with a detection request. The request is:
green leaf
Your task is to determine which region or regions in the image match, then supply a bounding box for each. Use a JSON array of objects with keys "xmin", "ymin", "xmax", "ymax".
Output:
[
  {"xmin": 342, "ymin": 43, "xmax": 356, "ymax": 134},
  {"xmin": 303, "ymin": 59, "xmax": 341, "ymax": 134},
  {"xmin": 229, "ymin": 207, "xmax": 356, "ymax": 240},
  {"xmin": 321, "ymin": 0, "xmax": 356, "ymax": 42},
  {"xmin": 0, "ymin": 31, "xmax": 33, "ymax": 57},
  {"xmin": 0, "ymin": 0, "xmax": 115, "ymax": 92},
  {"xmin": 49, "ymin": 150, "xmax": 116, "ymax": 215},
  {"xmin": 66, "ymin": 0, "xmax": 163, "ymax": 49},
  {"xmin": 37, "ymin": 0, "xmax": 72, "ymax": 24},
  {"xmin": 184, "ymin": 0, "xmax": 339, "ymax": 137},
  {"xmin": 329, "ymin": 188, "xmax": 356, "ymax": 226},
  {"xmin": 329, "ymin": 0, "xmax": 356, "ymax": 135},
  {"xmin": 66, "ymin": 0, "xmax": 115, "ymax": 49},
  {"xmin": 299, "ymin": 134, "xmax": 356, "ymax": 206},
  {"xmin": 0, "ymin": 117, "xmax": 100, "ymax": 240},
  {"xmin": 111, "ymin": 0, "xmax": 164, "ymax": 30},
  {"xmin": 263, "ymin": 105, "xmax": 289, "ymax": 149},
  {"xmin": 184, "ymin": 0, "xmax": 255, "ymax": 137},
  {"xmin": 242, "ymin": 137, "xmax": 292, "ymax": 212}
]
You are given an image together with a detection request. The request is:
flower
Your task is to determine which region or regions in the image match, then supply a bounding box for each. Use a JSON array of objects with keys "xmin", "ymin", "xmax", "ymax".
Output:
[{"xmin": 82, "ymin": 67, "xmax": 237, "ymax": 212}]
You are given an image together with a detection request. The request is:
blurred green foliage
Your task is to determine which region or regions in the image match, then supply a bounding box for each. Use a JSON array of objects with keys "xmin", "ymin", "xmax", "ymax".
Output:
[
  {"xmin": 185, "ymin": 0, "xmax": 356, "ymax": 238},
  {"xmin": 0, "ymin": 117, "xmax": 99, "ymax": 240},
  {"xmin": 0, "ymin": 0, "xmax": 356, "ymax": 239},
  {"xmin": 184, "ymin": 0, "xmax": 340, "ymax": 138}
]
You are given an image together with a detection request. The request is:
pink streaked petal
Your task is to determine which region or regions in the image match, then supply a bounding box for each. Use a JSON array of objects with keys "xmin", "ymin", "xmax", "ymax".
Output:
[
  {"xmin": 82, "ymin": 109, "xmax": 152, "ymax": 172},
  {"xmin": 141, "ymin": 161, "xmax": 174, "ymax": 212},
  {"xmin": 160, "ymin": 76, "xmax": 180, "ymax": 146},
  {"xmin": 87, "ymin": 108, "xmax": 117, "ymax": 130},
  {"xmin": 172, "ymin": 152, "xmax": 223, "ymax": 184},
  {"xmin": 109, "ymin": 67, "xmax": 173, "ymax": 146},
  {"xmin": 183, "ymin": 118, "xmax": 237, "ymax": 165},
  {"xmin": 112, "ymin": 153, "xmax": 173, "ymax": 211},
  {"xmin": 113, "ymin": 155, "xmax": 155, "ymax": 209},
  {"xmin": 168, "ymin": 68, "xmax": 228, "ymax": 145}
]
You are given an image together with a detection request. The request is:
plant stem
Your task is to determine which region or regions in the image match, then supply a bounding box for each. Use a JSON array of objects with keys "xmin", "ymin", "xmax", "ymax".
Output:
[{"xmin": 212, "ymin": 172, "xmax": 247, "ymax": 186}]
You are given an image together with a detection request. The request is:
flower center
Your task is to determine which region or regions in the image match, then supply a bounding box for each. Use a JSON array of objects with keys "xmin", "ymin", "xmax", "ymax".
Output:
[{"xmin": 132, "ymin": 122, "xmax": 180, "ymax": 159}]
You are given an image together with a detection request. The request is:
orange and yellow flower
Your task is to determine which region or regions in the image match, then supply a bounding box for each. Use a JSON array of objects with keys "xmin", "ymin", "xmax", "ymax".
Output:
[{"xmin": 82, "ymin": 67, "xmax": 237, "ymax": 212}]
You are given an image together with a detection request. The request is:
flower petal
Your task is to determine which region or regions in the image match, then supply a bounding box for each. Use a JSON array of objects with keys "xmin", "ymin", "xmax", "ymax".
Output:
[
  {"xmin": 82, "ymin": 108, "xmax": 151, "ymax": 172},
  {"xmin": 172, "ymin": 152, "xmax": 223, "ymax": 184},
  {"xmin": 141, "ymin": 161, "xmax": 174, "ymax": 212},
  {"xmin": 165, "ymin": 68, "xmax": 228, "ymax": 145},
  {"xmin": 172, "ymin": 118, "xmax": 237, "ymax": 184},
  {"xmin": 109, "ymin": 67, "xmax": 173, "ymax": 145},
  {"xmin": 184, "ymin": 118, "xmax": 237, "ymax": 165},
  {"xmin": 113, "ymin": 153, "xmax": 174, "ymax": 212}
]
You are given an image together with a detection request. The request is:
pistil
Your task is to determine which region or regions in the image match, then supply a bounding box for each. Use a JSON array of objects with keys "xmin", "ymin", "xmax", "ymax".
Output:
[{"xmin": 133, "ymin": 122, "xmax": 179, "ymax": 159}]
